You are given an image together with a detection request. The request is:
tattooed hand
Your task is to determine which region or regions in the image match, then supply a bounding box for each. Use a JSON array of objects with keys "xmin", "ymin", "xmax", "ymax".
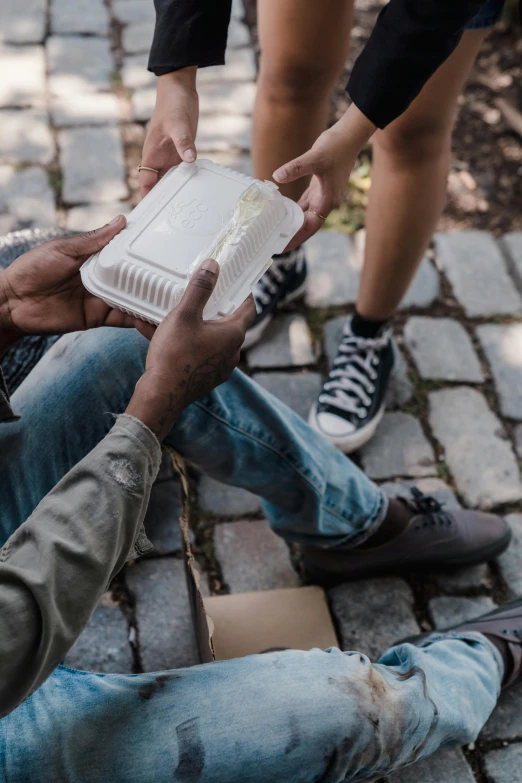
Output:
[{"xmin": 126, "ymin": 258, "xmax": 256, "ymax": 441}]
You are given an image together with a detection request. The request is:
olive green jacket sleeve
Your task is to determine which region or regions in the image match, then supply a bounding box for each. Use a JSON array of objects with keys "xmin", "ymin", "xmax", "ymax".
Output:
[{"xmin": 0, "ymin": 400, "xmax": 161, "ymax": 717}]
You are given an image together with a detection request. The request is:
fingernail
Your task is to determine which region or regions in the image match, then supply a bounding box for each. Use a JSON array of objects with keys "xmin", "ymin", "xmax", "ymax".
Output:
[
  {"xmin": 108, "ymin": 214, "xmax": 124, "ymax": 226},
  {"xmin": 200, "ymin": 258, "xmax": 219, "ymax": 273},
  {"xmin": 273, "ymin": 168, "xmax": 285, "ymax": 183},
  {"xmin": 184, "ymin": 149, "xmax": 196, "ymax": 163}
]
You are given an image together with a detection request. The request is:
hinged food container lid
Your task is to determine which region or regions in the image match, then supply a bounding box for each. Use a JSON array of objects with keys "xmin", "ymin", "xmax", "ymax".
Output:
[{"xmin": 81, "ymin": 159, "xmax": 304, "ymax": 323}]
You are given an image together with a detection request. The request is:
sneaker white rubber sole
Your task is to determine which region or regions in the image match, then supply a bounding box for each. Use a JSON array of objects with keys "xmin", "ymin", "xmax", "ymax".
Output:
[
  {"xmin": 242, "ymin": 278, "xmax": 308, "ymax": 351},
  {"xmin": 308, "ymin": 402, "xmax": 385, "ymax": 453}
]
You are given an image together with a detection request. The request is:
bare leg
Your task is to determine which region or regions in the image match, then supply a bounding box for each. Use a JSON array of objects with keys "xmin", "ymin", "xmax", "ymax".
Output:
[
  {"xmin": 357, "ymin": 29, "xmax": 488, "ymax": 320},
  {"xmin": 253, "ymin": 0, "xmax": 354, "ymax": 202}
]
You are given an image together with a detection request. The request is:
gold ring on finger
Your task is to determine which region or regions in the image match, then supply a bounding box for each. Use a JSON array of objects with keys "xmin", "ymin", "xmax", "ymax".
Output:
[{"xmin": 308, "ymin": 209, "xmax": 327, "ymax": 221}]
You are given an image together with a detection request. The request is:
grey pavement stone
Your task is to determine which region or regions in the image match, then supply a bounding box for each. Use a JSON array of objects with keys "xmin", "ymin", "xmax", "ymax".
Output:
[
  {"xmin": 113, "ymin": 0, "xmax": 155, "ymax": 25},
  {"xmin": 503, "ymin": 231, "xmax": 522, "ymax": 289},
  {"xmin": 214, "ymin": 519, "xmax": 298, "ymax": 593},
  {"xmin": 130, "ymin": 89, "xmax": 155, "ymax": 123},
  {"xmin": 122, "ymin": 54, "xmax": 155, "ymax": 90},
  {"xmin": 435, "ymin": 231, "xmax": 522, "ymax": 317},
  {"xmin": 0, "ymin": 109, "xmax": 54, "ymax": 165},
  {"xmin": 435, "ymin": 563, "xmax": 492, "ymax": 591},
  {"xmin": 329, "ymin": 577, "xmax": 419, "ymax": 660},
  {"xmin": 196, "ymin": 113, "xmax": 251, "ymax": 151},
  {"xmin": 404, "ymin": 317, "xmax": 484, "ymax": 382},
  {"xmin": 122, "ymin": 22, "xmax": 155, "ymax": 55},
  {"xmin": 51, "ymin": 92, "xmax": 120, "ymax": 127},
  {"xmin": 126, "ymin": 558, "xmax": 200, "ymax": 671},
  {"xmin": 198, "ymin": 81, "xmax": 256, "ymax": 114},
  {"xmin": 481, "ymin": 684, "xmax": 522, "ymax": 740},
  {"xmin": 305, "ymin": 231, "xmax": 360, "ymax": 307},
  {"xmin": 198, "ymin": 49, "xmax": 256, "ymax": 84},
  {"xmin": 323, "ymin": 316, "xmax": 413, "ymax": 408},
  {"xmin": 515, "ymin": 424, "xmax": 522, "ymax": 460},
  {"xmin": 198, "ymin": 476, "xmax": 261, "ymax": 517},
  {"xmin": 360, "ymin": 412, "xmax": 436, "ymax": 480},
  {"xmin": 232, "ymin": 0, "xmax": 244, "ymax": 18},
  {"xmin": 0, "ymin": 45, "xmax": 46, "ymax": 108},
  {"xmin": 2, "ymin": 0, "xmax": 46, "ymax": 43},
  {"xmin": 477, "ymin": 324, "xmax": 522, "ymax": 420},
  {"xmin": 484, "ymin": 744, "xmax": 522, "ymax": 783},
  {"xmin": 429, "ymin": 387, "xmax": 522, "ymax": 509},
  {"xmin": 429, "ymin": 595, "xmax": 496, "ymax": 628},
  {"xmin": 252, "ymin": 372, "xmax": 323, "ymax": 421},
  {"xmin": 498, "ymin": 514, "xmax": 522, "ymax": 598},
  {"xmin": 59, "ymin": 127, "xmax": 127, "ymax": 204},
  {"xmin": 0, "ymin": 165, "xmax": 56, "ymax": 226},
  {"xmin": 387, "ymin": 748, "xmax": 475, "ymax": 783},
  {"xmin": 143, "ymin": 478, "xmax": 184, "ymax": 556},
  {"xmin": 47, "ymin": 36, "xmax": 114, "ymax": 95},
  {"xmin": 227, "ymin": 19, "xmax": 250, "ymax": 47},
  {"xmin": 64, "ymin": 595, "xmax": 133, "ymax": 673},
  {"xmin": 66, "ymin": 202, "xmax": 131, "ymax": 231},
  {"xmin": 51, "ymin": 0, "xmax": 110, "ymax": 35},
  {"xmin": 398, "ymin": 256, "xmax": 440, "ymax": 310},
  {"xmin": 246, "ymin": 313, "xmax": 317, "ymax": 368}
]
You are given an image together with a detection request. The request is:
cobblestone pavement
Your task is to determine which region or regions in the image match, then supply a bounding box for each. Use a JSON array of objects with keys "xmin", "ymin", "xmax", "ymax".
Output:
[{"xmin": 2, "ymin": 1, "xmax": 522, "ymax": 780}]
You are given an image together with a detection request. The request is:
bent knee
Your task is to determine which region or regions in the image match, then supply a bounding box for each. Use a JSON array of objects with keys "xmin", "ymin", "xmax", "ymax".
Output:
[
  {"xmin": 376, "ymin": 115, "xmax": 453, "ymax": 164},
  {"xmin": 258, "ymin": 56, "xmax": 339, "ymax": 105}
]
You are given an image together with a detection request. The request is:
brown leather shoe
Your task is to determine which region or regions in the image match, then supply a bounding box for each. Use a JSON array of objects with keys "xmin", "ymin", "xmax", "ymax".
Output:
[
  {"xmin": 302, "ymin": 489, "xmax": 511, "ymax": 587},
  {"xmin": 403, "ymin": 598, "xmax": 522, "ymax": 689}
]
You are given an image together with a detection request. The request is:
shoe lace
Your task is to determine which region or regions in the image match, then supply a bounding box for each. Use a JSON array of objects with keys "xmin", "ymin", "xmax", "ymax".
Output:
[
  {"xmin": 319, "ymin": 326, "xmax": 390, "ymax": 418},
  {"xmin": 253, "ymin": 251, "xmax": 302, "ymax": 308},
  {"xmin": 409, "ymin": 488, "xmax": 453, "ymax": 529}
]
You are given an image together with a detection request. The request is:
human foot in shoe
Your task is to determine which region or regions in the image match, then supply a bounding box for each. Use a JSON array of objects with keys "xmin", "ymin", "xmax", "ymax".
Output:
[
  {"xmin": 309, "ymin": 313, "xmax": 394, "ymax": 453},
  {"xmin": 403, "ymin": 597, "xmax": 522, "ymax": 689},
  {"xmin": 301, "ymin": 488, "xmax": 512, "ymax": 587},
  {"xmin": 242, "ymin": 246, "xmax": 308, "ymax": 350}
]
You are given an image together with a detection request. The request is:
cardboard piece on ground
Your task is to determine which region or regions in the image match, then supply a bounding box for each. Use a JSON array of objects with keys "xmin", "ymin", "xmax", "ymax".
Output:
[{"xmin": 166, "ymin": 447, "xmax": 339, "ymax": 662}]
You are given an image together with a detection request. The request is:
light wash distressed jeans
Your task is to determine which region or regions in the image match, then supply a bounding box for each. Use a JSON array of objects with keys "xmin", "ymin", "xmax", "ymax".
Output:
[{"xmin": 0, "ymin": 328, "xmax": 503, "ymax": 782}]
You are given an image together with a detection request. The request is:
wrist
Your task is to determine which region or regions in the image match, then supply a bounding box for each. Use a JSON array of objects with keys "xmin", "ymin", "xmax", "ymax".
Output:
[
  {"xmin": 0, "ymin": 273, "xmax": 21, "ymax": 356},
  {"xmin": 158, "ymin": 66, "xmax": 197, "ymax": 92},
  {"xmin": 126, "ymin": 372, "xmax": 185, "ymax": 442},
  {"xmin": 335, "ymin": 103, "xmax": 376, "ymax": 151}
]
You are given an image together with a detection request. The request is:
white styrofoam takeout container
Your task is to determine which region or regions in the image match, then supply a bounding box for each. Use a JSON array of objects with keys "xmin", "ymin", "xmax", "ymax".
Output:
[{"xmin": 81, "ymin": 159, "xmax": 304, "ymax": 323}]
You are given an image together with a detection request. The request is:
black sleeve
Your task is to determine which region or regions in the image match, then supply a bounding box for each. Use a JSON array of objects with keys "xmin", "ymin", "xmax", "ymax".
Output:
[
  {"xmin": 346, "ymin": 0, "xmax": 487, "ymax": 129},
  {"xmin": 148, "ymin": 0, "xmax": 232, "ymax": 76}
]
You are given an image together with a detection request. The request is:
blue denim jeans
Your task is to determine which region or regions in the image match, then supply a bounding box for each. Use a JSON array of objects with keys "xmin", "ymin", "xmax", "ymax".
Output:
[{"xmin": 0, "ymin": 328, "xmax": 503, "ymax": 782}]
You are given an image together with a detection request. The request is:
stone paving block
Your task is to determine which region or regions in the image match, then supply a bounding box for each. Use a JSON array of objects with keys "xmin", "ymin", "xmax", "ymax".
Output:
[
  {"xmin": 126, "ymin": 558, "xmax": 200, "ymax": 671},
  {"xmin": 122, "ymin": 22, "xmax": 155, "ymax": 55},
  {"xmin": 329, "ymin": 578, "xmax": 419, "ymax": 660},
  {"xmin": 484, "ymin": 744, "xmax": 522, "ymax": 783},
  {"xmin": 398, "ymin": 256, "xmax": 440, "ymax": 310},
  {"xmin": 2, "ymin": 0, "xmax": 46, "ymax": 43},
  {"xmin": 227, "ymin": 19, "xmax": 250, "ymax": 47},
  {"xmin": 51, "ymin": 0, "xmax": 110, "ymax": 35},
  {"xmin": 429, "ymin": 595, "xmax": 496, "ymax": 628},
  {"xmin": 305, "ymin": 231, "xmax": 360, "ymax": 307},
  {"xmin": 0, "ymin": 45, "xmax": 46, "ymax": 108},
  {"xmin": 246, "ymin": 313, "xmax": 317, "ymax": 368},
  {"xmin": 0, "ymin": 165, "xmax": 56, "ymax": 226},
  {"xmin": 214, "ymin": 519, "xmax": 298, "ymax": 593},
  {"xmin": 481, "ymin": 683, "xmax": 522, "ymax": 740},
  {"xmin": 198, "ymin": 476, "xmax": 261, "ymax": 516},
  {"xmin": 498, "ymin": 513, "xmax": 522, "ymax": 598},
  {"xmin": 405, "ymin": 317, "xmax": 484, "ymax": 382},
  {"xmin": 122, "ymin": 53, "xmax": 155, "ymax": 90},
  {"xmin": 322, "ymin": 316, "xmax": 413, "ymax": 408},
  {"xmin": 429, "ymin": 387, "xmax": 522, "ymax": 509},
  {"xmin": 143, "ymin": 477, "xmax": 184, "ymax": 556},
  {"xmin": 60, "ymin": 127, "xmax": 127, "ymax": 204},
  {"xmin": 360, "ymin": 412, "xmax": 436, "ymax": 480},
  {"xmin": 503, "ymin": 231, "xmax": 522, "ymax": 288},
  {"xmin": 198, "ymin": 81, "xmax": 256, "ymax": 114},
  {"xmin": 113, "ymin": 0, "xmax": 155, "ymax": 25},
  {"xmin": 51, "ymin": 92, "xmax": 121, "ymax": 127},
  {"xmin": 130, "ymin": 88, "xmax": 155, "ymax": 123},
  {"xmin": 515, "ymin": 424, "xmax": 522, "ymax": 460},
  {"xmin": 435, "ymin": 231, "xmax": 522, "ymax": 317},
  {"xmin": 198, "ymin": 48, "xmax": 256, "ymax": 84},
  {"xmin": 47, "ymin": 36, "xmax": 114, "ymax": 96},
  {"xmin": 252, "ymin": 372, "xmax": 323, "ymax": 421},
  {"xmin": 196, "ymin": 114, "xmax": 251, "ymax": 151},
  {"xmin": 0, "ymin": 109, "xmax": 54, "ymax": 165},
  {"xmin": 64, "ymin": 594, "xmax": 133, "ymax": 673},
  {"xmin": 477, "ymin": 324, "xmax": 522, "ymax": 420},
  {"xmin": 66, "ymin": 202, "xmax": 131, "ymax": 231},
  {"xmin": 387, "ymin": 747, "xmax": 475, "ymax": 783}
]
